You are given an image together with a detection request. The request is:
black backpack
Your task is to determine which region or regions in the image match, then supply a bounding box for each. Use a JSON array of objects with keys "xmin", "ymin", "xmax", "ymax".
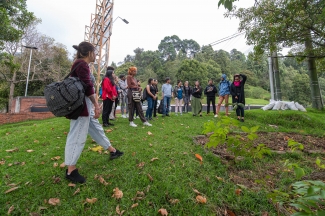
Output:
[
  {"xmin": 44, "ymin": 63, "xmax": 86, "ymax": 119},
  {"xmin": 142, "ymin": 86, "xmax": 148, "ymax": 101}
]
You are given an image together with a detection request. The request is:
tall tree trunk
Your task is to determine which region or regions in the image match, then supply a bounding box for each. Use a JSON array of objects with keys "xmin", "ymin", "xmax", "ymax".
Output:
[
  {"xmin": 272, "ymin": 51, "xmax": 282, "ymax": 100},
  {"xmin": 305, "ymin": 32, "xmax": 323, "ymax": 109},
  {"xmin": 8, "ymin": 71, "xmax": 17, "ymax": 113}
]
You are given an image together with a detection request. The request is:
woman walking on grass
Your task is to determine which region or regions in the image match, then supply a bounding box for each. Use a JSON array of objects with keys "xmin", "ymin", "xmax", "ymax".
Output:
[
  {"xmin": 191, "ymin": 81, "xmax": 203, "ymax": 117},
  {"xmin": 65, "ymin": 42, "xmax": 123, "ymax": 184},
  {"xmin": 145, "ymin": 78, "xmax": 157, "ymax": 121},
  {"xmin": 216, "ymin": 74, "xmax": 231, "ymax": 117},
  {"xmin": 173, "ymin": 80, "xmax": 184, "ymax": 116},
  {"xmin": 102, "ymin": 68, "xmax": 117, "ymax": 127},
  {"xmin": 127, "ymin": 67, "xmax": 152, "ymax": 127},
  {"xmin": 230, "ymin": 74, "xmax": 247, "ymax": 122}
]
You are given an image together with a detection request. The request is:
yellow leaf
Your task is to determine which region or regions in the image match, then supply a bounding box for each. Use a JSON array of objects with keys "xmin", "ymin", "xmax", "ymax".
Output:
[
  {"xmin": 116, "ymin": 205, "xmax": 125, "ymax": 216},
  {"xmin": 196, "ymin": 195, "xmax": 207, "ymax": 204},
  {"xmin": 137, "ymin": 162, "xmax": 145, "ymax": 168},
  {"xmin": 235, "ymin": 188, "xmax": 242, "ymax": 196},
  {"xmin": 158, "ymin": 208, "xmax": 168, "ymax": 216},
  {"xmin": 48, "ymin": 198, "xmax": 60, "ymax": 206},
  {"xmin": 216, "ymin": 176, "xmax": 224, "ymax": 182},
  {"xmin": 150, "ymin": 157, "xmax": 159, "ymax": 162},
  {"xmin": 53, "ymin": 163, "xmax": 58, "ymax": 168},
  {"xmin": 91, "ymin": 146, "xmax": 104, "ymax": 152},
  {"xmin": 106, "ymin": 129, "xmax": 113, "ymax": 133},
  {"xmin": 26, "ymin": 149, "xmax": 34, "ymax": 153},
  {"xmin": 112, "ymin": 187, "xmax": 123, "ymax": 199},
  {"xmin": 147, "ymin": 131, "xmax": 153, "ymax": 135},
  {"xmin": 147, "ymin": 173, "xmax": 154, "ymax": 182},
  {"xmin": 192, "ymin": 188, "xmax": 201, "ymax": 195}
]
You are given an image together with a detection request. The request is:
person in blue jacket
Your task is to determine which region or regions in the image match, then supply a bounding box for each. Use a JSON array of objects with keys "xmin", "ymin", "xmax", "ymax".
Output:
[{"xmin": 216, "ymin": 74, "xmax": 231, "ymax": 117}]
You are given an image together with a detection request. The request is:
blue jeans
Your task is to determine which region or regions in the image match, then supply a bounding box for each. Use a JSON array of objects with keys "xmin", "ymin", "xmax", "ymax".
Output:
[
  {"xmin": 145, "ymin": 97, "xmax": 154, "ymax": 118},
  {"xmin": 163, "ymin": 96, "xmax": 171, "ymax": 115},
  {"xmin": 65, "ymin": 97, "xmax": 112, "ymax": 165}
]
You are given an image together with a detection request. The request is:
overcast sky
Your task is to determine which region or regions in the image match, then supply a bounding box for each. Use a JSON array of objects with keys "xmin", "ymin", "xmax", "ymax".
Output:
[{"xmin": 26, "ymin": 0, "xmax": 255, "ymax": 64}]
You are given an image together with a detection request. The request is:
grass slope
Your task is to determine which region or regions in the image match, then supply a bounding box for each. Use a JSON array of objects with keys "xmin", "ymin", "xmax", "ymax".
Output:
[{"xmin": 1, "ymin": 109, "xmax": 324, "ymax": 215}]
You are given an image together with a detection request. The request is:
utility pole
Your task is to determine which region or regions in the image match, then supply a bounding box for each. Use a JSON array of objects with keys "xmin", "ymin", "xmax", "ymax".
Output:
[
  {"xmin": 272, "ymin": 51, "xmax": 282, "ymax": 100},
  {"xmin": 268, "ymin": 56, "xmax": 275, "ymax": 100}
]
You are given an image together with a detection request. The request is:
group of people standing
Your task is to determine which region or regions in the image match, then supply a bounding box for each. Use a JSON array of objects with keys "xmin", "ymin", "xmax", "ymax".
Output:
[
  {"xmin": 63, "ymin": 41, "xmax": 247, "ymax": 184},
  {"xmin": 158, "ymin": 73, "xmax": 247, "ymax": 121}
]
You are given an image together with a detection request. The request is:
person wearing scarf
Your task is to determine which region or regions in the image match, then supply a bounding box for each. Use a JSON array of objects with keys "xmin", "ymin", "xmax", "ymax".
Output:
[{"xmin": 230, "ymin": 74, "xmax": 247, "ymax": 122}]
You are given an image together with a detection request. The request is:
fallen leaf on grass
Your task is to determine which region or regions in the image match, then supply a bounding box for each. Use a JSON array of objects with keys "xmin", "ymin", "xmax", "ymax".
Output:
[
  {"xmin": 8, "ymin": 183, "xmax": 20, "ymax": 187},
  {"xmin": 5, "ymin": 187, "xmax": 19, "ymax": 194},
  {"xmin": 73, "ymin": 188, "xmax": 80, "ymax": 196},
  {"xmin": 21, "ymin": 162, "xmax": 26, "ymax": 166},
  {"xmin": 147, "ymin": 131, "xmax": 153, "ymax": 136},
  {"xmin": 131, "ymin": 203, "xmax": 139, "ymax": 208},
  {"xmin": 137, "ymin": 191, "xmax": 145, "ymax": 196},
  {"xmin": 195, "ymin": 154, "xmax": 203, "ymax": 164},
  {"xmin": 53, "ymin": 177, "xmax": 61, "ymax": 184},
  {"xmin": 169, "ymin": 199, "xmax": 180, "ymax": 204},
  {"xmin": 262, "ymin": 212, "xmax": 269, "ymax": 216},
  {"xmin": 0, "ymin": 160, "xmax": 5, "ymax": 165},
  {"xmin": 63, "ymin": 132, "xmax": 68, "ymax": 135},
  {"xmin": 106, "ymin": 129, "xmax": 113, "ymax": 133},
  {"xmin": 8, "ymin": 163, "xmax": 13, "ymax": 166},
  {"xmin": 158, "ymin": 208, "xmax": 168, "ymax": 216},
  {"xmin": 137, "ymin": 162, "xmax": 145, "ymax": 168},
  {"xmin": 48, "ymin": 198, "xmax": 60, "ymax": 206},
  {"xmin": 59, "ymin": 162, "xmax": 65, "ymax": 168},
  {"xmin": 98, "ymin": 176, "xmax": 110, "ymax": 186},
  {"xmin": 226, "ymin": 209, "xmax": 236, "ymax": 216},
  {"xmin": 91, "ymin": 146, "xmax": 104, "ymax": 152},
  {"xmin": 112, "ymin": 187, "xmax": 123, "ymax": 199},
  {"xmin": 147, "ymin": 173, "xmax": 154, "ymax": 182},
  {"xmin": 116, "ymin": 205, "xmax": 125, "ymax": 216},
  {"xmin": 85, "ymin": 198, "xmax": 97, "ymax": 204},
  {"xmin": 132, "ymin": 152, "xmax": 136, "ymax": 156},
  {"xmin": 149, "ymin": 144, "xmax": 153, "ymax": 147},
  {"xmin": 68, "ymin": 183, "xmax": 76, "ymax": 187},
  {"xmin": 235, "ymin": 189, "xmax": 242, "ymax": 196},
  {"xmin": 192, "ymin": 188, "xmax": 201, "ymax": 195},
  {"xmin": 26, "ymin": 149, "xmax": 34, "ymax": 153},
  {"xmin": 53, "ymin": 163, "xmax": 58, "ymax": 168},
  {"xmin": 34, "ymin": 140, "xmax": 39, "ymax": 143},
  {"xmin": 6, "ymin": 148, "xmax": 18, "ymax": 153},
  {"xmin": 39, "ymin": 207, "xmax": 47, "ymax": 211},
  {"xmin": 51, "ymin": 156, "xmax": 60, "ymax": 161},
  {"xmin": 196, "ymin": 195, "xmax": 207, "ymax": 204},
  {"xmin": 6, "ymin": 132, "xmax": 10, "ymax": 135},
  {"xmin": 216, "ymin": 176, "xmax": 224, "ymax": 182},
  {"xmin": 7, "ymin": 205, "xmax": 14, "ymax": 214},
  {"xmin": 150, "ymin": 157, "xmax": 159, "ymax": 162}
]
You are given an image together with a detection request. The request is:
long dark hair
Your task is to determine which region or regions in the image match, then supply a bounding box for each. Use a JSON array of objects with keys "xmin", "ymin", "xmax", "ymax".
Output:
[
  {"xmin": 105, "ymin": 69, "xmax": 115, "ymax": 86},
  {"xmin": 72, "ymin": 42, "xmax": 95, "ymax": 59},
  {"xmin": 148, "ymin": 78, "xmax": 154, "ymax": 85}
]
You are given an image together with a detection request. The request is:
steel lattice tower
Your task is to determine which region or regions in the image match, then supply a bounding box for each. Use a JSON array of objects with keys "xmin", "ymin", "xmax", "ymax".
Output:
[{"xmin": 84, "ymin": 0, "xmax": 114, "ymax": 99}]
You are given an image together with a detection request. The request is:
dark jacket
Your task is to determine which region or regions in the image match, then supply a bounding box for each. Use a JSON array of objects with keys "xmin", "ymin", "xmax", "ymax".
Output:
[
  {"xmin": 204, "ymin": 84, "xmax": 217, "ymax": 97},
  {"xmin": 230, "ymin": 74, "xmax": 247, "ymax": 105},
  {"xmin": 192, "ymin": 86, "xmax": 202, "ymax": 99},
  {"xmin": 69, "ymin": 59, "xmax": 94, "ymax": 117}
]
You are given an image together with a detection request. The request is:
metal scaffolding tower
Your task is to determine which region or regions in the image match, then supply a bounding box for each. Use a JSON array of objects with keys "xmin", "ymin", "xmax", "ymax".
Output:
[{"xmin": 84, "ymin": 0, "xmax": 114, "ymax": 99}]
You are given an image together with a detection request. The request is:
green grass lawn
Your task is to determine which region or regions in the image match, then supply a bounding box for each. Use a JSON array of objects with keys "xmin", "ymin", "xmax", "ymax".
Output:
[
  {"xmin": 1, "ymin": 109, "xmax": 324, "ymax": 215},
  {"xmin": 245, "ymin": 98, "xmax": 269, "ymax": 105}
]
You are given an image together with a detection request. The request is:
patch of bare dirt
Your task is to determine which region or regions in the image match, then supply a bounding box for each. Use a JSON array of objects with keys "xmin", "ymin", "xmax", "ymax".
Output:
[{"xmin": 194, "ymin": 132, "xmax": 325, "ymax": 190}]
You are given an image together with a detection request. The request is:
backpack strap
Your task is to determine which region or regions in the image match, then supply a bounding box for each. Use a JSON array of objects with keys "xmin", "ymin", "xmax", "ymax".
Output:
[{"xmin": 64, "ymin": 62, "xmax": 84, "ymax": 80}]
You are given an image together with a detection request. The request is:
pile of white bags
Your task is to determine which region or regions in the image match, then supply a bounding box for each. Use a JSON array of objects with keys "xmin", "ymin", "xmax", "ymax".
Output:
[{"xmin": 261, "ymin": 100, "xmax": 307, "ymax": 112}]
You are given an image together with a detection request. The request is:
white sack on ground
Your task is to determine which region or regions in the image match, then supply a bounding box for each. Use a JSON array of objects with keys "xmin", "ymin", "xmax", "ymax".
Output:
[
  {"xmin": 272, "ymin": 101, "xmax": 283, "ymax": 110},
  {"xmin": 287, "ymin": 101, "xmax": 299, "ymax": 110},
  {"xmin": 295, "ymin": 102, "xmax": 307, "ymax": 112}
]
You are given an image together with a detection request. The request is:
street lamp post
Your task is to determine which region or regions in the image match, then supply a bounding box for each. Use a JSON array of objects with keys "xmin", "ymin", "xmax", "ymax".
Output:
[
  {"xmin": 23, "ymin": 46, "xmax": 37, "ymax": 97},
  {"xmin": 113, "ymin": 16, "xmax": 129, "ymax": 24}
]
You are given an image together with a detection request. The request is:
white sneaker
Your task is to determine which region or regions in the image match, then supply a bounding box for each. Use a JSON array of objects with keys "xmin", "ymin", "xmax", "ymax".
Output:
[
  {"xmin": 143, "ymin": 121, "xmax": 152, "ymax": 126},
  {"xmin": 126, "ymin": 114, "xmax": 129, "ymax": 118},
  {"xmin": 121, "ymin": 114, "xmax": 126, "ymax": 118},
  {"xmin": 130, "ymin": 121, "xmax": 137, "ymax": 127},
  {"xmin": 214, "ymin": 114, "xmax": 218, "ymax": 118},
  {"xmin": 134, "ymin": 116, "xmax": 137, "ymax": 119}
]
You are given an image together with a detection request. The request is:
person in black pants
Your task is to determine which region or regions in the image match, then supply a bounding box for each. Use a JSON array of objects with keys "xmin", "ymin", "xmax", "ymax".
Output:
[
  {"xmin": 153, "ymin": 79, "xmax": 159, "ymax": 117},
  {"xmin": 204, "ymin": 79, "xmax": 218, "ymax": 116},
  {"xmin": 230, "ymin": 74, "xmax": 247, "ymax": 122}
]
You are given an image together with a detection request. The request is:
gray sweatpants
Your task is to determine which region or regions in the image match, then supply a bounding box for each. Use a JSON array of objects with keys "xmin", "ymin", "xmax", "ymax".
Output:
[
  {"xmin": 65, "ymin": 97, "xmax": 112, "ymax": 166},
  {"xmin": 120, "ymin": 94, "xmax": 128, "ymax": 115}
]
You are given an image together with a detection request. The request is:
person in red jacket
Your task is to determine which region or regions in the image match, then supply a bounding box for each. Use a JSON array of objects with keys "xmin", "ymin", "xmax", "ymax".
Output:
[{"xmin": 101, "ymin": 68, "xmax": 117, "ymax": 127}]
